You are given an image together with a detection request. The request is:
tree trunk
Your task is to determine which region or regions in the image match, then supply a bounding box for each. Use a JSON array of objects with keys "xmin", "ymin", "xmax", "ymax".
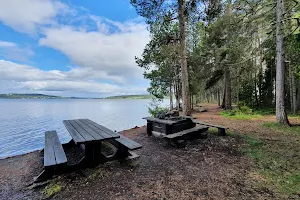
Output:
[
  {"xmin": 178, "ymin": 0, "xmax": 191, "ymax": 115},
  {"xmin": 169, "ymin": 82, "xmax": 173, "ymax": 111},
  {"xmin": 275, "ymin": 0, "xmax": 290, "ymax": 125},
  {"xmin": 291, "ymin": 66, "xmax": 297, "ymax": 114},
  {"xmin": 224, "ymin": 69, "xmax": 232, "ymax": 109},
  {"xmin": 297, "ymin": 81, "xmax": 300, "ymax": 111},
  {"xmin": 221, "ymin": 86, "xmax": 226, "ymax": 108},
  {"xmin": 217, "ymin": 89, "xmax": 221, "ymax": 106}
]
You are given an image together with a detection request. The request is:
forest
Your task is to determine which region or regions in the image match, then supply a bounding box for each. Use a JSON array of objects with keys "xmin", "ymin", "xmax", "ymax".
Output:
[{"xmin": 130, "ymin": 0, "xmax": 300, "ymax": 125}]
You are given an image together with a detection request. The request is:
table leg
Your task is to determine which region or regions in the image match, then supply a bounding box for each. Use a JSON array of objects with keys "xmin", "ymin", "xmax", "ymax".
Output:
[
  {"xmin": 147, "ymin": 121, "xmax": 152, "ymax": 136},
  {"xmin": 84, "ymin": 143, "xmax": 106, "ymax": 166}
]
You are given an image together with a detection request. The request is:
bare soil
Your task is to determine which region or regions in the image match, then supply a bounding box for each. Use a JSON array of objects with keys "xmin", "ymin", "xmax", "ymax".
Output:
[{"xmin": 0, "ymin": 104, "xmax": 297, "ymax": 199}]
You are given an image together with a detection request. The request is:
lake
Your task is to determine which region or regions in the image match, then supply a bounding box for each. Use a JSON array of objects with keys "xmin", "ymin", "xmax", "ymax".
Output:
[{"xmin": 0, "ymin": 99, "xmax": 164, "ymax": 159}]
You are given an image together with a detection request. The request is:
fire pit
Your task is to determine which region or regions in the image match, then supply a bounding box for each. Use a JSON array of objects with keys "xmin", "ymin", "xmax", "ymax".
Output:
[{"xmin": 143, "ymin": 116, "xmax": 196, "ymax": 136}]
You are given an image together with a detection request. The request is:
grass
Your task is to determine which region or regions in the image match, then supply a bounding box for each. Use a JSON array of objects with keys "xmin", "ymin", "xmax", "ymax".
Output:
[
  {"xmin": 262, "ymin": 122, "xmax": 300, "ymax": 136},
  {"xmin": 227, "ymin": 131, "xmax": 300, "ymax": 196},
  {"xmin": 43, "ymin": 183, "xmax": 61, "ymax": 198},
  {"xmin": 221, "ymin": 111, "xmax": 263, "ymax": 120}
]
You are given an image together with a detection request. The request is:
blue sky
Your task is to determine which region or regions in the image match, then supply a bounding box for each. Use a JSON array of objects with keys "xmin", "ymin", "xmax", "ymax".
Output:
[{"xmin": 0, "ymin": 0, "xmax": 150, "ymax": 97}]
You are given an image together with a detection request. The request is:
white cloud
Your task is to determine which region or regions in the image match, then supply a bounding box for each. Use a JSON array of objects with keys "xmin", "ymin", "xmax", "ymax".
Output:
[
  {"xmin": 0, "ymin": 41, "xmax": 16, "ymax": 47},
  {"xmin": 0, "ymin": 0, "xmax": 70, "ymax": 34},
  {"xmin": 0, "ymin": 40, "xmax": 34, "ymax": 62},
  {"xmin": 39, "ymin": 18, "xmax": 149, "ymax": 82},
  {"xmin": 0, "ymin": 60, "xmax": 147, "ymax": 96}
]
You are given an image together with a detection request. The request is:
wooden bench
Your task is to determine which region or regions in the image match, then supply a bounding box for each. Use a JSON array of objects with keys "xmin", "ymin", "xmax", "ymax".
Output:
[
  {"xmin": 112, "ymin": 134, "xmax": 142, "ymax": 160},
  {"xmin": 192, "ymin": 120, "xmax": 228, "ymax": 136},
  {"xmin": 163, "ymin": 126, "xmax": 208, "ymax": 140},
  {"xmin": 35, "ymin": 131, "xmax": 67, "ymax": 182}
]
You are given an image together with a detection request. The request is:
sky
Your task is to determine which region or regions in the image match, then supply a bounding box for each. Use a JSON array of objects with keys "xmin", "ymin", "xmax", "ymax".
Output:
[{"xmin": 0, "ymin": 0, "xmax": 150, "ymax": 97}]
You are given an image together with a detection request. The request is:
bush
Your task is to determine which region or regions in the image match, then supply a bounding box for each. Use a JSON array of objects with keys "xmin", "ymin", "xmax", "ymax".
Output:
[{"xmin": 147, "ymin": 98, "xmax": 169, "ymax": 117}]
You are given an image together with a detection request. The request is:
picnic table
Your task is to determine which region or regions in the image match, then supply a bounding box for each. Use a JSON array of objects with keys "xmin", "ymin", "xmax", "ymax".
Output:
[
  {"xmin": 35, "ymin": 119, "xmax": 142, "ymax": 182},
  {"xmin": 63, "ymin": 119, "xmax": 142, "ymax": 166}
]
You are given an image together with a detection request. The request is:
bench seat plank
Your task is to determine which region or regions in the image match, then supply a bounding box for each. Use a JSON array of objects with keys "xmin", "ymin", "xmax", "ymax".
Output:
[
  {"xmin": 163, "ymin": 126, "xmax": 208, "ymax": 139},
  {"xmin": 44, "ymin": 131, "xmax": 56, "ymax": 167},
  {"xmin": 52, "ymin": 132, "xmax": 67, "ymax": 165},
  {"xmin": 192, "ymin": 120, "xmax": 228, "ymax": 129},
  {"xmin": 115, "ymin": 134, "xmax": 142, "ymax": 150}
]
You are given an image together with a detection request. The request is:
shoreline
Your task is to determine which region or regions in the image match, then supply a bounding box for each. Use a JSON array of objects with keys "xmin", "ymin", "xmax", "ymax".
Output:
[{"xmin": 0, "ymin": 125, "xmax": 143, "ymax": 160}]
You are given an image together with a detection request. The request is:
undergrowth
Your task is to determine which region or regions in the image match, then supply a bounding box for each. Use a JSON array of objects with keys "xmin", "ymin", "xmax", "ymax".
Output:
[
  {"xmin": 263, "ymin": 122, "xmax": 300, "ymax": 136},
  {"xmin": 226, "ymin": 131, "xmax": 300, "ymax": 196}
]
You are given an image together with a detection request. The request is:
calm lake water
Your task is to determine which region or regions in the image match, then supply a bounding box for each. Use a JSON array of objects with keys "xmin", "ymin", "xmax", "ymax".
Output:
[{"xmin": 0, "ymin": 99, "xmax": 164, "ymax": 159}]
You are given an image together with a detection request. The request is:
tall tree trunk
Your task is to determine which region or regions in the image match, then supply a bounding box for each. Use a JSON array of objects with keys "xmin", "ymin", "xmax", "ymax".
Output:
[
  {"xmin": 222, "ymin": 86, "xmax": 226, "ymax": 108},
  {"xmin": 217, "ymin": 89, "xmax": 221, "ymax": 106},
  {"xmin": 169, "ymin": 82, "xmax": 173, "ymax": 111},
  {"xmin": 275, "ymin": 0, "xmax": 290, "ymax": 125},
  {"xmin": 297, "ymin": 81, "xmax": 300, "ymax": 111},
  {"xmin": 291, "ymin": 66, "xmax": 297, "ymax": 114},
  {"xmin": 224, "ymin": 69, "xmax": 232, "ymax": 109},
  {"xmin": 178, "ymin": 0, "xmax": 191, "ymax": 115}
]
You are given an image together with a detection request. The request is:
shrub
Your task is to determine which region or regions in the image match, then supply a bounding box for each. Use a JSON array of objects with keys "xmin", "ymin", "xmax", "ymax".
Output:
[{"xmin": 148, "ymin": 98, "xmax": 168, "ymax": 117}]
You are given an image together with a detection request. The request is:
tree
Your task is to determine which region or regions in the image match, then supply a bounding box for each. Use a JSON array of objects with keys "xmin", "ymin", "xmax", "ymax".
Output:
[
  {"xmin": 131, "ymin": 0, "xmax": 194, "ymax": 115},
  {"xmin": 275, "ymin": 0, "xmax": 290, "ymax": 125}
]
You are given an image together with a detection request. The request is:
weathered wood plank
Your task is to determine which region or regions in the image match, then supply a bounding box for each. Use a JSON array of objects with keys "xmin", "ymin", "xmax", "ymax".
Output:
[
  {"xmin": 79, "ymin": 119, "xmax": 118, "ymax": 140},
  {"xmin": 84, "ymin": 119, "xmax": 120, "ymax": 138},
  {"xmin": 44, "ymin": 131, "xmax": 56, "ymax": 167},
  {"xmin": 63, "ymin": 120, "xmax": 86, "ymax": 144},
  {"xmin": 115, "ymin": 134, "xmax": 142, "ymax": 150},
  {"xmin": 192, "ymin": 120, "xmax": 228, "ymax": 129},
  {"xmin": 52, "ymin": 131, "xmax": 67, "ymax": 165},
  {"xmin": 68, "ymin": 120, "xmax": 94, "ymax": 141},
  {"xmin": 163, "ymin": 126, "xmax": 208, "ymax": 139},
  {"xmin": 73, "ymin": 119, "xmax": 105, "ymax": 141},
  {"xmin": 143, "ymin": 117, "xmax": 178, "ymax": 125}
]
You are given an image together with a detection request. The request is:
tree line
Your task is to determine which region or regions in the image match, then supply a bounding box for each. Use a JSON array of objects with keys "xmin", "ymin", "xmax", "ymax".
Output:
[{"xmin": 130, "ymin": 0, "xmax": 300, "ymax": 125}]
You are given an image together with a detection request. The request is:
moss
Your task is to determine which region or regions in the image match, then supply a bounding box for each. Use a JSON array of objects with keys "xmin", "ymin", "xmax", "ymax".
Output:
[
  {"xmin": 88, "ymin": 168, "xmax": 111, "ymax": 180},
  {"xmin": 43, "ymin": 183, "xmax": 61, "ymax": 198}
]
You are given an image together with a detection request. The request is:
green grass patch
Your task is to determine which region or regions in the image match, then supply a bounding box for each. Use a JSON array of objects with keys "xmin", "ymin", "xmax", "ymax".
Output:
[
  {"xmin": 43, "ymin": 183, "xmax": 61, "ymax": 198},
  {"xmin": 227, "ymin": 131, "xmax": 300, "ymax": 196},
  {"xmin": 221, "ymin": 106, "xmax": 263, "ymax": 120},
  {"xmin": 262, "ymin": 122, "xmax": 300, "ymax": 136},
  {"xmin": 221, "ymin": 111, "xmax": 263, "ymax": 120}
]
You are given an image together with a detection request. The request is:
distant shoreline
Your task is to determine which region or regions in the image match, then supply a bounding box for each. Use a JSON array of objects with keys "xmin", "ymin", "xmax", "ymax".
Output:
[{"xmin": 0, "ymin": 94, "xmax": 152, "ymax": 100}]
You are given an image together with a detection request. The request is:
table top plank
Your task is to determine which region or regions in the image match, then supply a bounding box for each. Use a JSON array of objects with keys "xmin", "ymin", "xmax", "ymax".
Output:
[
  {"xmin": 79, "ymin": 119, "xmax": 119, "ymax": 140},
  {"xmin": 74, "ymin": 119, "xmax": 105, "ymax": 140},
  {"xmin": 68, "ymin": 120, "xmax": 95, "ymax": 141},
  {"xmin": 63, "ymin": 120, "xmax": 86, "ymax": 143},
  {"xmin": 83, "ymin": 119, "xmax": 120, "ymax": 138}
]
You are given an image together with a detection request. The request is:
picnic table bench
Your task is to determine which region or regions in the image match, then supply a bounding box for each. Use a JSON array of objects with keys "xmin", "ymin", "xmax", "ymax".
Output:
[{"xmin": 35, "ymin": 119, "xmax": 142, "ymax": 182}]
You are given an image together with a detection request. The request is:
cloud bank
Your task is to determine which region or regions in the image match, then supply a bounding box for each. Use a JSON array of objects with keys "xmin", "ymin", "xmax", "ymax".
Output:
[{"xmin": 0, "ymin": 0, "xmax": 149, "ymax": 97}]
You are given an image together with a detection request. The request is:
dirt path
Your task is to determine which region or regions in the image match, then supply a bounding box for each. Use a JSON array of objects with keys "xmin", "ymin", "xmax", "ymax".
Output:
[{"xmin": 0, "ymin": 104, "xmax": 298, "ymax": 199}]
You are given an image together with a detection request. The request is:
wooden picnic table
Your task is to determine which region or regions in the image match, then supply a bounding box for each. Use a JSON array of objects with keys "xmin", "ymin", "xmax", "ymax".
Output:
[{"xmin": 63, "ymin": 119, "xmax": 141, "ymax": 167}]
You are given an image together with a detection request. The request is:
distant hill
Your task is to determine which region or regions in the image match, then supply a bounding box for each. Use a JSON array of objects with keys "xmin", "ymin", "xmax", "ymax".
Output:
[
  {"xmin": 105, "ymin": 94, "xmax": 152, "ymax": 99},
  {"xmin": 0, "ymin": 93, "xmax": 66, "ymax": 99}
]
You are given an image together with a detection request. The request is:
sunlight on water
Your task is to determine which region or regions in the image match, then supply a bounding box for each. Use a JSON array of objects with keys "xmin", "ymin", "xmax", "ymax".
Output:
[{"xmin": 0, "ymin": 99, "xmax": 168, "ymax": 159}]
